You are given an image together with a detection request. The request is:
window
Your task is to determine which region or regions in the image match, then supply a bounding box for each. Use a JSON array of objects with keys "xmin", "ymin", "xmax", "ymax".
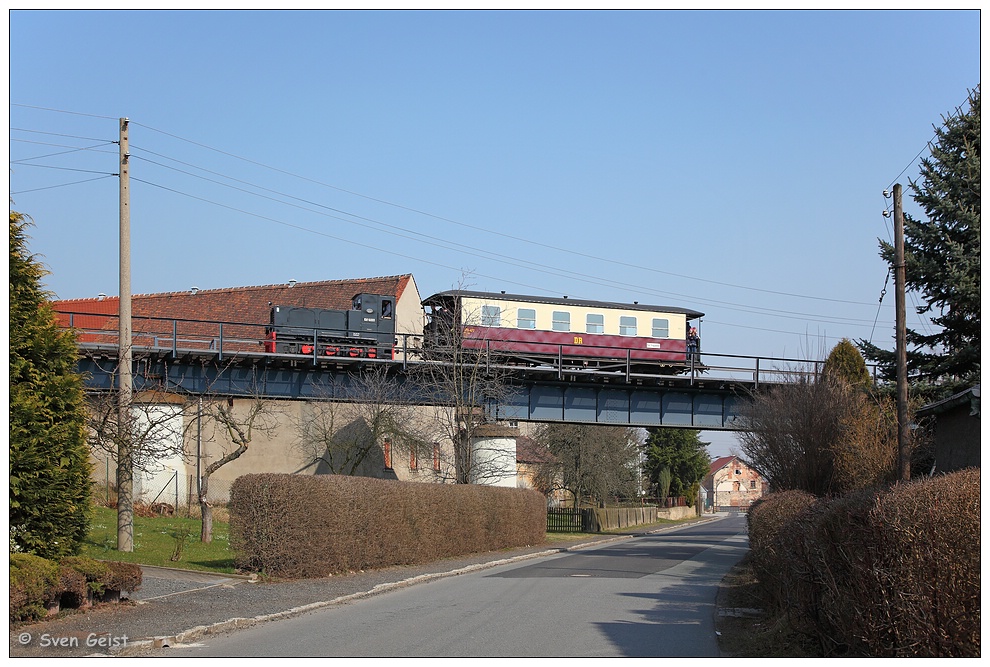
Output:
[
  {"xmin": 735, "ymin": 469, "xmax": 742, "ymax": 475},
  {"xmin": 517, "ymin": 308, "xmax": 536, "ymax": 329},
  {"xmin": 652, "ymin": 318, "xmax": 669, "ymax": 338},
  {"xmin": 750, "ymin": 480, "xmax": 757, "ymax": 489},
  {"xmin": 481, "ymin": 305, "xmax": 501, "ymax": 327},
  {"xmin": 552, "ymin": 311, "xmax": 570, "ymax": 332},
  {"xmin": 410, "ymin": 444, "xmax": 418, "ymax": 471},
  {"xmin": 381, "ymin": 299, "xmax": 393, "ymax": 319},
  {"xmin": 432, "ymin": 443, "xmax": 441, "ymax": 471},
  {"xmin": 619, "ymin": 316, "xmax": 637, "ymax": 336},
  {"xmin": 586, "ymin": 313, "xmax": 604, "ymax": 334},
  {"xmin": 383, "ymin": 438, "xmax": 393, "ymax": 469}
]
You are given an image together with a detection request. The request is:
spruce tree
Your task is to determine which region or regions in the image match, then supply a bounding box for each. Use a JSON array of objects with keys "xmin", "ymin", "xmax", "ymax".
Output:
[
  {"xmin": 859, "ymin": 87, "xmax": 980, "ymax": 396},
  {"xmin": 642, "ymin": 428, "xmax": 710, "ymax": 501},
  {"xmin": 9, "ymin": 211, "xmax": 92, "ymax": 559}
]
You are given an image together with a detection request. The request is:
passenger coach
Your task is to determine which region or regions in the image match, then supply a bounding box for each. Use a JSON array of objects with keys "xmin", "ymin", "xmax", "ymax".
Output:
[{"xmin": 422, "ymin": 290, "xmax": 704, "ymax": 371}]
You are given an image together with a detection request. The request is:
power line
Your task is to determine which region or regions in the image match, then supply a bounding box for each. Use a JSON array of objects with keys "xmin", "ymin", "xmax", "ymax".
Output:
[
  {"xmin": 131, "ymin": 119, "xmax": 881, "ymax": 308},
  {"xmin": 11, "ymin": 174, "xmax": 115, "ymax": 195},
  {"xmin": 10, "ymin": 103, "xmax": 117, "ymax": 121}
]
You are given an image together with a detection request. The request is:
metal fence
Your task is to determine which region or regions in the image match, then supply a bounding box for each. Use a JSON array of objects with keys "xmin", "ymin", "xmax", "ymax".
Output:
[{"xmin": 547, "ymin": 508, "xmax": 590, "ymax": 533}]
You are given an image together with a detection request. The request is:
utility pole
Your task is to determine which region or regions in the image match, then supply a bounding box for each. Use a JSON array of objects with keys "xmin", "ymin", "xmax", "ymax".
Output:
[
  {"xmin": 893, "ymin": 184, "xmax": 911, "ymax": 482},
  {"xmin": 118, "ymin": 117, "xmax": 134, "ymax": 551}
]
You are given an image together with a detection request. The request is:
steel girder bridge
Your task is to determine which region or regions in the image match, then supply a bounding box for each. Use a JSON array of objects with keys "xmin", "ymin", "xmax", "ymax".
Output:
[{"xmin": 71, "ymin": 336, "xmax": 818, "ymax": 432}]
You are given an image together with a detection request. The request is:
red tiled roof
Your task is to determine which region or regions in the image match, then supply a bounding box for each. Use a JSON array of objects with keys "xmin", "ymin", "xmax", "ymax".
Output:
[
  {"xmin": 708, "ymin": 455, "xmax": 738, "ymax": 476},
  {"xmin": 53, "ymin": 275, "xmax": 413, "ymax": 351},
  {"xmin": 516, "ymin": 436, "xmax": 558, "ymax": 464}
]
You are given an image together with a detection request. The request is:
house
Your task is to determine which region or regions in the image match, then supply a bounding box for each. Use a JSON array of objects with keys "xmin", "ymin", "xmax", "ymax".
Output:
[
  {"xmin": 515, "ymin": 435, "xmax": 567, "ymax": 505},
  {"xmin": 916, "ymin": 384, "xmax": 980, "ymax": 473},
  {"xmin": 705, "ymin": 455, "xmax": 767, "ymax": 513},
  {"xmin": 53, "ymin": 274, "xmax": 425, "ymax": 359}
]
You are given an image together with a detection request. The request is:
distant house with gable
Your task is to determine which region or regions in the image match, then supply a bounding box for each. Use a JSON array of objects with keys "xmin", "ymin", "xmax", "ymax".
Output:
[{"xmin": 704, "ymin": 455, "xmax": 767, "ymax": 513}]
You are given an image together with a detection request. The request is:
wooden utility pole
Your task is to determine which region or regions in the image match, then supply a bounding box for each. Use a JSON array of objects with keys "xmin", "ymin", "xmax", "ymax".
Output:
[
  {"xmin": 893, "ymin": 184, "xmax": 911, "ymax": 481},
  {"xmin": 118, "ymin": 117, "xmax": 134, "ymax": 551}
]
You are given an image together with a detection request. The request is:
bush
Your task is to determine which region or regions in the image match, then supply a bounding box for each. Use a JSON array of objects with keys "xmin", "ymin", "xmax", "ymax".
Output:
[
  {"xmin": 9, "ymin": 554, "xmax": 143, "ymax": 623},
  {"xmin": 747, "ymin": 470, "xmax": 980, "ymax": 657},
  {"xmin": 60, "ymin": 556, "xmax": 143, "ymax": 599},
  {"xmin": 9, "ymin": 553, "xmax": 59, "ymax": 623},
  {"xmin": 746, "ymin": 489, "xmax": 817, "ymax": 611},
  {"xmin": 229, "ymin": 474, "xmax": 547, "ymax": 579}
]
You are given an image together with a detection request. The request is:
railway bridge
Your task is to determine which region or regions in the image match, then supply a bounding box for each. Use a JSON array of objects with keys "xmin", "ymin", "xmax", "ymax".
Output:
[{"xmin": 64, "ymin": 313, "xmax": 821, "ymax": 431}]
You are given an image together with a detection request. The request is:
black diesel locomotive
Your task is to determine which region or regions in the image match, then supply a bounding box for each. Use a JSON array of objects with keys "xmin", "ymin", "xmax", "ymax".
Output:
[{"xmin": 264, "ymin": 293, "xmax": 396, "ymax": 359}]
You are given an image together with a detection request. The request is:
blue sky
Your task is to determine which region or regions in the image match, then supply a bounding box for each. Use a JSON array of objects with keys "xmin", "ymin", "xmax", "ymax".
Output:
[{"xmin": 8, "ymin": 10, "xmax": 981, "ymax": 456}]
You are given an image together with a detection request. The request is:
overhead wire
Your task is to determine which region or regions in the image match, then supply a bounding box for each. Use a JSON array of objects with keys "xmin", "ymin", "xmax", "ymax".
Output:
[
  {"xmin": 10, "ymin": 109, "xmax": 941, "ymax": 347},
  {"xmin": 131, "ymin": 119, "xmax": 882, "ymax": 308},
  {"xmin": 130, "ymin": 147, "xmax": 896, "ymax": 326}
]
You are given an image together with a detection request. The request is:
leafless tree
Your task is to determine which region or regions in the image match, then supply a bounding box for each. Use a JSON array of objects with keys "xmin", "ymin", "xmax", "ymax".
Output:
[
  {"xmin": 532, "ymin": 423, "xmax": 642, "ymax": 507},
  {"xmin": 739, "ymin": 376, "xmax": 900, "ymax": 496},
  {"xmin": 84, "ymin": 357, "xmax": 190, "ymax": 552},
  {"xmin": 409, "ymin": 290, "xmax": 517, "ymax": 484},
  {"xmin": 195, "ymin": 386, "xmax": 281, "ymax": 543}
]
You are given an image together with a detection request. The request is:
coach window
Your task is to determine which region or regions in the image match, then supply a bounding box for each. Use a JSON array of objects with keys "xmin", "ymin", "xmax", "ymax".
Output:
[
  {"xmin": 619, "ymin": 316, "xmax": 637, "ymax": 336},
  {"xmin": 481, "ymin": 305, "xmax": 501, "ymax": 327},
  {"xmin": 517, "ymin": 308, "xmax": 536, "ymax": 329},
  {"xmin": 652, "ymin": 318, "xmax": 669, "ymax": 338},
  {"xmin": 586, "ymin": 313, "xmax": 604, "ymax": 334},
  {"xmin": 552, "ymin": 311, "xmax": 570, "ymax": 332}
]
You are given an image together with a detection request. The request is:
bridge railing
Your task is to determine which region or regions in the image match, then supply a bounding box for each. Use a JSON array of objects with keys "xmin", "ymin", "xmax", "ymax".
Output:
[{"xmin": 56, "ymin": 311, "xmax": 873, "ymax": 387}]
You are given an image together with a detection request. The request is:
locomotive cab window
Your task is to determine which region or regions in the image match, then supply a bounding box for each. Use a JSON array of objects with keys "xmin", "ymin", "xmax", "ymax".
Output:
[
  {"xmin": 481, "ymin": 305, "xmax": 501, "ymax": 327},
  {"xmin": 381, "ymin": 299, "xmax": 393, "ymax": 319},
  {"xmin": 652, "ymin": 318, "xmax": 669, "ymax": 338},
  {"xmin": 552, "ymin": 311, "xmax": 570, "ymax": 332},
  {"xmin": 586, "ymin": 313, "xmax": 604, "ymax": 334},
  {"xmin": 619, "ymin": 316, "xmax": 637, "ymax": 336},
  {"xmin": 517, "ymin": 308, "xmax": 536, "ymax": 329}
]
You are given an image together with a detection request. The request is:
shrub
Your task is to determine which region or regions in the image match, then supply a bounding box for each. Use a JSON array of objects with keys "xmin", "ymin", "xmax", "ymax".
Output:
[
  {"xmin": 746, "ymin": 489, "xmax": 817, "ymax": 611},
  {"xmin": 747, "ymin": 469, "xmax": 980, "ymax": 657},
  {"xmin": 60, "ymin": 556, "xmax": 143, "ymax": 598},
  {"xmin": 864, "ymin": 468, "xmax": 980, "ymax": 657},
  {"xmin": 9, "ymin": 553, "xmax": 59, "ymax": 623},
  {"xmin": 229, "ymin": 474, "xmax": 547, "ymax": 579}
]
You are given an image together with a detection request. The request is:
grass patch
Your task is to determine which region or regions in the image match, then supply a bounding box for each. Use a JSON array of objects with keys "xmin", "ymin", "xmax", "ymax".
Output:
[{"xmin": 81, "ymin": 507, "xmax": 236, "ymax": 574}]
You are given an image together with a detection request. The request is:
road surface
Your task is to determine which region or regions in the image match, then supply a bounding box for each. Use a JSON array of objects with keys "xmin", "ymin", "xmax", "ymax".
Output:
[{"xmin": 166, "ymin": 513, "xmax": 748, "ymax": 657}]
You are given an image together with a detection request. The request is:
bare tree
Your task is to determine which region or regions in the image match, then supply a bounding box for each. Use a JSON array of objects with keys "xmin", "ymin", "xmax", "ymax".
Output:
[
  {"xmin": 84, "ymin": 359, "xmax": 189, "ymax": 551},
  {"xmin": 196, "ymin": 392, "xmax": 280, "ymax": 542},
  {"xmin": 410, "ymin": 290, "xmax": 516, "ymax": 484},
  {"xmin": 293, "ymin": 365, "xmax": 428, "ymax": 476},
  {"xmin": 532, "ymin": 423, "xmax": 641, "ymax": 507},
  {"xmin": 739, "ymin": 376, "xmax": 900, "ymax": 496}
]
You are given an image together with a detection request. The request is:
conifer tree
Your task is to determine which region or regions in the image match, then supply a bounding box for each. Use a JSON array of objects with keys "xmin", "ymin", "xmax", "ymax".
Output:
[
  {"xmin": 823, "ymin": 338, "xmax": 872, "ymax": 388},
  {"xmin": 9, "ymin": 211, "xmax": 92, "ymax": 559},
  {"xmin": 859, "ymin": 87, "xmax": 980, "ymax": 396}
]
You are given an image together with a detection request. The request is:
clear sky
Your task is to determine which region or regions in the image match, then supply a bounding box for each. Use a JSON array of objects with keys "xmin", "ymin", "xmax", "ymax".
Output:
[{"xmin": 8, "ymin": 9, "xmax": 981, "ymax": 457}]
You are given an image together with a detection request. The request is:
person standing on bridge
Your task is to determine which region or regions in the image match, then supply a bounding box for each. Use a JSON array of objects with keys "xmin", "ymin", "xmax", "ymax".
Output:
[{"xmin": 687, "ymin": 325, "xmax": 701, "ymax": 364}]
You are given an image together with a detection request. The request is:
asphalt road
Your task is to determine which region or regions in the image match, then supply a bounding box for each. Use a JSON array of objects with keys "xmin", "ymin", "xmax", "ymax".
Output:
[{"xmin": 165, "ymin": 514, "xmax": 749, "ymax": 657}]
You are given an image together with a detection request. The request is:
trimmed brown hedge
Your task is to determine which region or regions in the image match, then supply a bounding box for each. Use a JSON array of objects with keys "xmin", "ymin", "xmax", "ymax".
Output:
[
  {"xmin": 229, "ymin": 474, "xmax": 547, "ymax": 579},
  {"xmin": 747, "ymin": 469, "xmax": 980, "ymax": 657}
]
